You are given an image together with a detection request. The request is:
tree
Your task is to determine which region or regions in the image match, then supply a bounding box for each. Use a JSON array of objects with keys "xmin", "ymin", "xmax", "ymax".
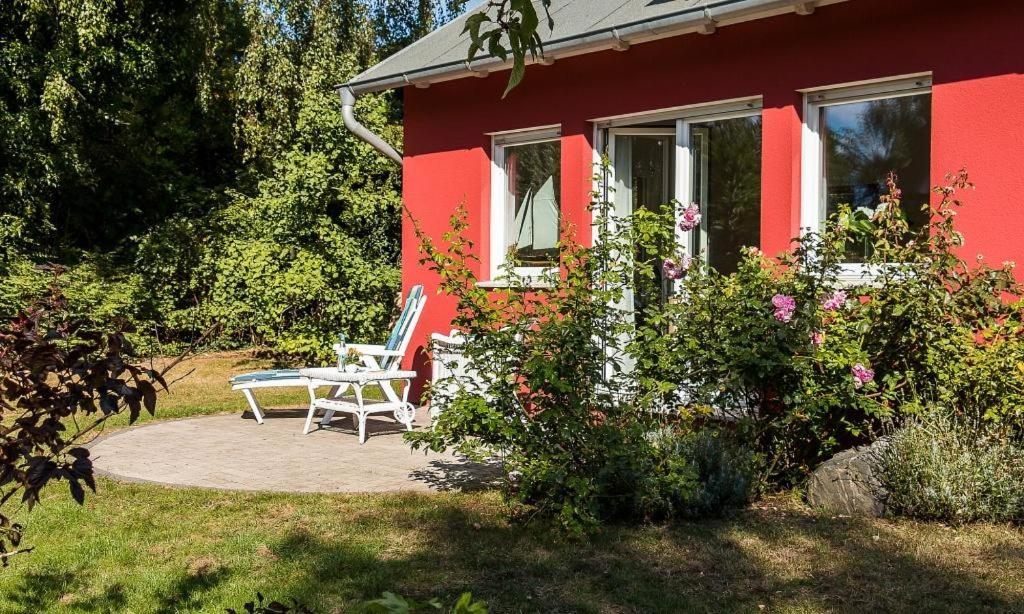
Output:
[
  {"xmin": 0, "ymin": 286, "xmax": 175, "ymax": 562},
  {"xmin": 0, "ymin": 0, "xmax": 246, "ymax": 254},
  {"xmin": 371, "ymin": 0, "xmax": 471, "ymax": 58},
  {"xmin": 202, "ymin": 0, "xmax": 406, "ymax": 358}
]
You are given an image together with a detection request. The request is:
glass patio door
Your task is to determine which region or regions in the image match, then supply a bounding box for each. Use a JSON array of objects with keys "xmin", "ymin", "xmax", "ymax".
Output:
[
  {"xmin": 608, "ymin": 129, "xmax": 676, "ymax": 324},
  {"xmin": 603, "ymin": 129, "xmax": 675, "ymax": 374},
  {"xmin": 679, "ymin": 114, "xmax": 762, "ymax": 275},
  {"xmin": 599, "ymin": 110, "xmax": 762, "ymax": 377}
]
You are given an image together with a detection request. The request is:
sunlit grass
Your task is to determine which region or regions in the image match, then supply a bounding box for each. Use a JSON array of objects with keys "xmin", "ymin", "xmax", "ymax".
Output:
[
  {"xmin": 1, "ymin": 485, "xmax": 1022, "ymax": 613},
  {"xmin": 4, "ymin": 352, "xmax": 1023, "ymax": 612}
]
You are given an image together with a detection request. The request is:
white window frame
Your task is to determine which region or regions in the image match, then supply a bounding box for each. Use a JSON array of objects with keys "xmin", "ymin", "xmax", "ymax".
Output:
[
  {"xmin": 675, "ymin": 107, "xmax": 764, "ymax": 260},
  {"xmin": 489, "ymin": 125, "xmax": 562, "ymax": 282},
  {"xmin": 800, "ymin": 74, "xmax": 933, "ymax": 283},
  {"xmin": 592, "ymin": 98, "xmax": 763, "ymax": 263}
]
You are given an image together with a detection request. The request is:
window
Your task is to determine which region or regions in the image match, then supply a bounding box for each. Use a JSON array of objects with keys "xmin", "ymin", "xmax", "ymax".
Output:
[
  {"xmin": 490, "ymin": 127, "xmax": 561, "ymax": 279},
  {"xmin": 688, "ymin": 114, "xmax": 762, "ymax": 275},
  {"xmin": 802, "ymin": 76, "xmax": 932, "ymax": 271},
  {"xmin": 594, "ymin": 98, "xmax": 763, "ymax": 279}
]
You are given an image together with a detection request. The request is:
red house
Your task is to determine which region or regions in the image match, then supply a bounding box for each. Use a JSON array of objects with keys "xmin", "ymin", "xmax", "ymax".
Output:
[{"xmin": 339, "ymin": 0, "xmax": 1024, "ymax": 380}]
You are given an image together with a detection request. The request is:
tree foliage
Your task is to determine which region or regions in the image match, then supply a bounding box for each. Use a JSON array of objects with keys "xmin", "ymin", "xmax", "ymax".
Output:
[
  {"xmin": 0, "ymin": 0, "xmax": 246, "ymax": 253},
  {"xmin": 463, "ymin": 0, "xmax": 553, "ymax": 97},
  {"xmin": 0, "ymin": 0, "xmax": 462, "ymax": 358},
  {"xmin": 202, "ymin": 0, "xmax": 404, "ymax": 358}
]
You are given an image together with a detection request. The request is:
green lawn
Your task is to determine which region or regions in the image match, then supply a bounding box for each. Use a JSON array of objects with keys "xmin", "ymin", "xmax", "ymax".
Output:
[
  {"xmin": 98, "ymin": 351, "xmax": 312, "ymax": 429},
  {"xmin": 2, "ymin": 352, "xmax": 1023, "ymax": 613}
]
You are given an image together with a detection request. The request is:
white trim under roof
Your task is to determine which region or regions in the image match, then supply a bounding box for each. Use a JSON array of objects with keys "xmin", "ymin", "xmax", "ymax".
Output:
[{"xmin": 591, "ymin": 96, "xmax": 762, "ymax": 128}]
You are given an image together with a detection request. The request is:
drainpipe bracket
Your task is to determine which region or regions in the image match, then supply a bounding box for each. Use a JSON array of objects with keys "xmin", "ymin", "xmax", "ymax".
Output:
[
  {"xmin": 794, "ymin": 1, "xmax": 816, "ymax": 15},
  {"xmin": 697, "ymin": 9, "xmax": 718, "ymax": 35}
]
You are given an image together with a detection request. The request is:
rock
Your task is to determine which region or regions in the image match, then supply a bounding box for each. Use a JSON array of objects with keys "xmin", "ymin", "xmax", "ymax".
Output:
[{"xmin": 807, "ymin": 440, "xmax": 888, "ymax": 517}]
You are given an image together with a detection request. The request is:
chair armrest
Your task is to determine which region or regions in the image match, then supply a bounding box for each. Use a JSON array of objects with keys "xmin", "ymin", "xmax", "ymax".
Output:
[{"xmin": 345, "ymin": 344, "xmax": 403, "ymax": 357}]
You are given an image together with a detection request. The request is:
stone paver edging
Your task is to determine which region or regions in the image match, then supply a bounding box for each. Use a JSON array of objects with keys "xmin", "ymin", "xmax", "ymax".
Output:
[{"xmin": 89, "ymin": 410, "xmax": 498, "ymax": 493}]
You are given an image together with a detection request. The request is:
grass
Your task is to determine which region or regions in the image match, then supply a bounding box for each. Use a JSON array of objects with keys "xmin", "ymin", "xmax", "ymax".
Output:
[
  {"xmin": 93, "ymin": 351, "xmax": 391, "ymax": 431},
  {"xmin": 2, "ymin": 352, "xmax": 1023, "ymax": 613},
  {"xmin": 99, "ymin": 351, "xmax": 311, "ymax": 429}
]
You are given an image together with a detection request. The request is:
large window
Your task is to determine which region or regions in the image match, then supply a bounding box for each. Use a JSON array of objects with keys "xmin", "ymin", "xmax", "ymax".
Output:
[
  {"xmin": 689, "ymin": 115, "xmax": 762, "ymax": 275},
  {"xmin": 490, "ymin": 128, "xmax": 561, "ymax": 278},
  {"xmin": 802, "ymin": 76, "xmax": 932, "ymax": 269}
]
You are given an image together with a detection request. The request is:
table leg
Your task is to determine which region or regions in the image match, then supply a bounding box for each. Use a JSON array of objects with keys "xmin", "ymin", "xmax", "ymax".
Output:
[
  {"xmin": 303, "ymin": 382, "xmax": 319, "ymax": 434},
  {"xmin": 354, "ymin": 384, "xmax": 366, "ymax": 444}
]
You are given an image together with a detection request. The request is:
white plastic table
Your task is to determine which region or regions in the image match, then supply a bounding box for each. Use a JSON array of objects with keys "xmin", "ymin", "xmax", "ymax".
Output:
[{"xmin": 298, "ymin": 368, "xmax": 418, "ymax": 444}]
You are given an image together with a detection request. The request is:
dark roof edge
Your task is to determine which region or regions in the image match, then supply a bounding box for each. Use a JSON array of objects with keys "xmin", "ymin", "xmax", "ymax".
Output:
[{"xmin": 336, "ymin": 0, "xmax": 847, "ymax": 94}]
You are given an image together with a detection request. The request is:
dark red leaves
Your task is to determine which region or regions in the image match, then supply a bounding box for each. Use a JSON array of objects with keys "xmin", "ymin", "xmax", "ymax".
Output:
[{"xmin": 0, "ymin": 287, "xmax": 161, "ymax": 561}]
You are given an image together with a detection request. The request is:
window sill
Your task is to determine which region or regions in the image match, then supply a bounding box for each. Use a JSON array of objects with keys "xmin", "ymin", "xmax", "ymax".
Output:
[
  {"xmin": 836, "ymin": 262, "xmax": 914, "ymax": 287},
  {"xmin": 476, "ymin": 279, "xmax": 555, "ymax": 290}
]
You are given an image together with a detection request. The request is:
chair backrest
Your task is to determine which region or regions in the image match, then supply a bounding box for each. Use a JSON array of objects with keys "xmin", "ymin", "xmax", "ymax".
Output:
[{"xmin": 380, "ymin": 285, "xmax": 426, "ymax": 370}]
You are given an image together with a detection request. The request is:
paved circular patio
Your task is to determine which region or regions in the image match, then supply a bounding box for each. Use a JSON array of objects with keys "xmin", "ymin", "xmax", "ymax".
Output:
[{"xmin": 90, "ymin": 409, "xmax": 499, "ymax": 493}]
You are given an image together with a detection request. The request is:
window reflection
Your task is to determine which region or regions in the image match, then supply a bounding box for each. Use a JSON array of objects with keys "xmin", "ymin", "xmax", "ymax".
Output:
[
  {"xmin": 822, "ymin": 94, "xmax": 931, "ymax": 261},
  {"xmin": 692, "ymin": 116, "xmax": 762, "ymax": 275},
  {"xmin": 505, "ymin": 140, "xmax": 561, "ymax": 267}
]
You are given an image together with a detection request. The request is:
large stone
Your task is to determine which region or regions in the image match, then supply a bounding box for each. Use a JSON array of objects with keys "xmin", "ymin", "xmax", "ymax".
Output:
[{"xmin": 807, "ymin": 440, "xmax": 888, "ymax": 517}]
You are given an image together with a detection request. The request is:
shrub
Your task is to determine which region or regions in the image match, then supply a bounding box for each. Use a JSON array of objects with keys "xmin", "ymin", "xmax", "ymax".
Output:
[
  {"xmin": 648, "ymin": 427, "xmax": 756, "ymax": 518},
  {"xmin": 640, "ymin": 171, "xmax": 1024, "ymax": 486},
  {"xmin": 409, "ymin": 176, "xmax": 706, "ymax": 530},
  {"xmin": 876, "ymin": 413, "xmax": 1024, "ymax": 523},
  {"xmin": 0, "ymin": 286, "xmax": 169, "ymax": 561},
  {"xmin": 409, "ymin": 170, "xmax": 761, "ymax": 530},
  {"xmin": 0, "ymin": 256, "xmax": 164, "ymax": 352},
  {"xmin": 197, "ymin": 151, "xmax": 401, "ymax": 361}
]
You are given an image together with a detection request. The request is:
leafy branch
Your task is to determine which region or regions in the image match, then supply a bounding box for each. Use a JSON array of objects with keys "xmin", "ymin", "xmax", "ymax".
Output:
[
  {"xmin": 462, "ymin": 0, "xmax": 553, "ymax": 97},
  {"xmin": 0, "ymin": 284, "xmax": 215, "ymax": 565}
]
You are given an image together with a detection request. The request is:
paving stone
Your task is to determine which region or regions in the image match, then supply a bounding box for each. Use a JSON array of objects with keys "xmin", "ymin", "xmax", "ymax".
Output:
[{"xmin": 89, "ymin": 410, "xmax": 500, "ymax": 493}]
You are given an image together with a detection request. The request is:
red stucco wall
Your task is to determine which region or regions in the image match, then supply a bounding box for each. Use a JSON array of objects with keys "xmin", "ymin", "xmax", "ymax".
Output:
[{"xmin": 400, "ymin": 0, "xmax": 1024, "ymax": 381}]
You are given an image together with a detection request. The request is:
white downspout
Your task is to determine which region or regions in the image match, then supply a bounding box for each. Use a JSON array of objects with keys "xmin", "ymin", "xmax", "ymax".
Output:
[{"xmin": 339, "ymin": 86, "xmax": 403, "ymax": 165}]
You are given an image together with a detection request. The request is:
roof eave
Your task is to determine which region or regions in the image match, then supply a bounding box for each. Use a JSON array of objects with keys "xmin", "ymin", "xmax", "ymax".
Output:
[{"xmin": 337, "ymin": 0, "xmax": 847, "ymax": 95}]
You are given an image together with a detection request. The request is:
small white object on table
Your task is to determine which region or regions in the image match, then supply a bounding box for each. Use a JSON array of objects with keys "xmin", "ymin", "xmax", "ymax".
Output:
[{"xmin": 299, "ymin": 367, "xmax": 419, "ymax": 444}]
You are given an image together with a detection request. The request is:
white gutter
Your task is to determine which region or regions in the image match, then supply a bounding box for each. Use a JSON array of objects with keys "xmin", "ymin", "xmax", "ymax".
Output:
[
  {"xmin": 337, "ymin": 0, "xmax": 846, "ymax": 96},
  {"xmin": 339, "ymin": 86, "xmax": 403, "ymax": 164}
]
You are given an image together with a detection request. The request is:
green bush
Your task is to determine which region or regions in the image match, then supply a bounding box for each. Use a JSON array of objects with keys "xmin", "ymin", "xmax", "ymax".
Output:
[
  {"xmin": 648, "ymin": 427, "xmax": 756, "ymax": 518},
  {"xmin": 639, "ymin": 171, "xmax": 1024, "ymax": 486},
  {"xmin": 409, "ymin": 172, "xmax": 760, "ymax": 530},
  {"xmin": 408, "ymin": 186, "xmax": 688, "ymax": 531},
  {"xmin": 0, "ymin": 254, "xmax": 164, "ymax": 353},
  {"xmin": 876, "ymin": 413, "xmax": 1024, "ymax": 523}
]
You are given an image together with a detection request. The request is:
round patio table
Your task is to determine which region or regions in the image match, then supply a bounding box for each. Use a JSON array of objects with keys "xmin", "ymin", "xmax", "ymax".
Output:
[{"xmin": 298, "ymin": 367, "xmax": 418, "ymax": 444}]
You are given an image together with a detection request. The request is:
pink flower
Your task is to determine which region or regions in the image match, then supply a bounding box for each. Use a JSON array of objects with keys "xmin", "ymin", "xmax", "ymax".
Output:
[
  {"xmin": 852, "ymin": 363, "xmax": 875, "ymax": 389},
  {"xmin": 811, "ymin": 331, "xmax": 824, "ymax": 347},
  {"xmin": 662, "ymin": 255, "xmax": 692, "ymax": 280},
  {"xmin": 821, "ymin": 290, "xmax": 847, "ymax": 312},
  {"xmin": 678, "ymin": 203, "xmax": 701, "ymax": 232},
  {"xmin": 771, "ymin": 294, "xmax": 796, "ymax": 323}
]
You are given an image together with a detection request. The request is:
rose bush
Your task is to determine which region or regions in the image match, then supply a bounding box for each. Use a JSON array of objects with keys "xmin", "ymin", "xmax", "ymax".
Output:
[
  {"xmin": 639, "ymin": 171, "xmax": 1024, "ymax": 486},
  {"xmin": 413, "ymin": 166, "xmax": 1022, "ymax": 528},
  {"xmin": 408, "ymin": 169, "xmax": 754, "ymax": 532}
]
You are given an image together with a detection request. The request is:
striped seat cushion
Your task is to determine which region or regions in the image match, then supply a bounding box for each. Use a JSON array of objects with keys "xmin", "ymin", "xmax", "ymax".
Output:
[{"xmin": 230, "ymin": 369, "xmax": 303, "ymax": 384}]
